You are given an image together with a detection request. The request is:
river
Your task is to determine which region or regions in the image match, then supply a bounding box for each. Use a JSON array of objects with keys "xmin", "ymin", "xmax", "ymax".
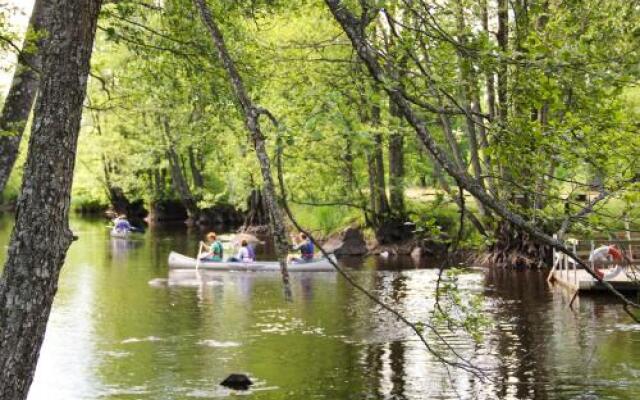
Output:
[{"xmin": 0, "ymin": 214, "xmax": 639, "ymax": 399}]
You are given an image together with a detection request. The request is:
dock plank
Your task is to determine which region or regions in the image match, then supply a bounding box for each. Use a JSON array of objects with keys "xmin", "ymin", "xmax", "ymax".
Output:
[{"xmin": 551, "ymin": 269, "xmax": 640, "ymax": 292}]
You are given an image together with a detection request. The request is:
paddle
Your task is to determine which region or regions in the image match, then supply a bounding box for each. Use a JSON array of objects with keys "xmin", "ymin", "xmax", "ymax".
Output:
[
  {"xmin": 129, "ymin": 225, "xmax": 145, "ymax": 233},
  {"xmin": 195, "ymin": 241, "xmax": 205, "ymax": 271}
]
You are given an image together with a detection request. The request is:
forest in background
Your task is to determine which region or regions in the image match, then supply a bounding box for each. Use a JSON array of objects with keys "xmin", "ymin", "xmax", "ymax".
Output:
[
  {"xmin": 1, "ymin": 0, "xmax": 640, "ymax": 250},
  {"xmin": 0, "ymin": 1, "xmax": 639, "ymax": 397}
]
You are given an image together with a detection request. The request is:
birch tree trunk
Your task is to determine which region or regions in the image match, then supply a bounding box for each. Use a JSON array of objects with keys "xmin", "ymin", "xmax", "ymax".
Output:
[
  {"xmin": 481, "ymin": 0, "xmax": 496, "ymax": 121},
  {"xmin": 368, "ymin": 94, "xmax": 389, "ymax": 219},
  {"xmin": 0, "ymin": 2, "xmax": 102, "ymax": 398},
  {"xmin": 342, "ymin": 134, "xmax": 355, "ymax": 194},
  {"xmin": 496, "ymin": 0, "xmax": 509, "ymax": 123},
  {"xmin": 193, "ymin": 0, "xmax": 290, "ymax": 287},
  {"xmin": 0, "ymin": 0, "xmax": 47, "ymax": 195}
]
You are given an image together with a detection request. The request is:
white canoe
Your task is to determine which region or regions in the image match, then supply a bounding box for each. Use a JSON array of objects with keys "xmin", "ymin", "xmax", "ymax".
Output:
[
  {"xmin": 167, "ymin": 251, "xmax": 336, "ymax": 272},
  {"xmin": 110, "ymin": 228, "xmax": 144, "ymax": 239},
  {"xmin": 110, "ymin": 229, "xmax": 130, "ymax": 238}
]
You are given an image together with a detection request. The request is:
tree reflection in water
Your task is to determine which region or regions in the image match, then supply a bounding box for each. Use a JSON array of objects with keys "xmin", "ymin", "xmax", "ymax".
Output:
[{"xmin": 6, "ymin": 215, "xmax": 639, "ymax": 400}]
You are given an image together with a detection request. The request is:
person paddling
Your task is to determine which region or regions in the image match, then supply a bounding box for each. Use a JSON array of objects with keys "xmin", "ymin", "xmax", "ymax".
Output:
[
  {"xmin": 201, "ymin": 232, "xmax": 223, "ymax": 261},
  {"xmin": 290, "ymin": 233, "xmax": 314, "ymax": 263},
  {"xmin": 113, "ymin": 214, "xmax": 132, "ymax": 232}
]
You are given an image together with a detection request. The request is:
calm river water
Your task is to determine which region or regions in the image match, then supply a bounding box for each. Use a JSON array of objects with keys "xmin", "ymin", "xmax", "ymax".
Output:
[{"xmin": 1, "ymin": 214, "xmax": 639, "ymax": 400}]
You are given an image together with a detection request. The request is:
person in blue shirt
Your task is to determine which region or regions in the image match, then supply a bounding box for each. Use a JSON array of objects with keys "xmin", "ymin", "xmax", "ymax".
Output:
[
  {"xmin": 290, "ymin": 233, "xmax": 314, "ymax": 263},
  {"xmin": 113, "ymin": 214, "xmax": 132, "ymax": 232}
]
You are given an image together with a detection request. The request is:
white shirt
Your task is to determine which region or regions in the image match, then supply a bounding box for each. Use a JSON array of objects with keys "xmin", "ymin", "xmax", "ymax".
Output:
[{"xmin": 236, "ymin": 247, "xmax": 253, "ymax": 262}]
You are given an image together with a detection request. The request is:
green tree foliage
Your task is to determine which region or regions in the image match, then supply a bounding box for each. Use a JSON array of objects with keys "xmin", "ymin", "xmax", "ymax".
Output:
[{"xmin": 4, "ymin": 0, "xmax": 636, "ymax": 239}]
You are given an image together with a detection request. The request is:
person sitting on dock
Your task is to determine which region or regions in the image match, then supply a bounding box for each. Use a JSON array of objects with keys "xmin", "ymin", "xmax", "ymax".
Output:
[
  {"xmin": 227, "ymin": 240, "xmax": 255, "ymax": 262},
  {"xmin": 588, "ymin": 244, "xmax": 629, "ymax": 280},
  {"xmin": 290, "ymin": 233, "xmax": 315, "ymax": 263},
  {"xmin": 201, "ymin": 232, "xmax": 223, "ymax": 261}
]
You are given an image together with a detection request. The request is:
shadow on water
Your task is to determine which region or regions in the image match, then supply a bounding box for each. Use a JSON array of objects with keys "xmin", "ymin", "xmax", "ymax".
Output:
[{"xmin": 0, "ymin": 214, "xmax": 639, "ymax": 399}]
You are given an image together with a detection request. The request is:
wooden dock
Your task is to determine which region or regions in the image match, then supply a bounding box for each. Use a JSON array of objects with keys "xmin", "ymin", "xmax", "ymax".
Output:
[
  {"xmin": 550, "ymin": 269, "xmax": 640, "ymax": 292},
  {"xmin": 548, "ymin": 237, "xmax": 640, "ymax": 293}
]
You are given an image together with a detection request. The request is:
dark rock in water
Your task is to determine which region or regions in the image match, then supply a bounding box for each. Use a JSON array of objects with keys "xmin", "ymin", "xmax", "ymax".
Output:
[
  {"xmin": 220, "ymin": 373, "xmax": 252, "ymax": 390},
  {"xmin": 323, "ymin": 226, "xmax": 367, "ymax": 256}
]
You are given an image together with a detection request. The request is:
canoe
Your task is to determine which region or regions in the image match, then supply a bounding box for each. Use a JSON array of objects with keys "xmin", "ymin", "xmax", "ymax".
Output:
[
  {"xmin": 110, "ymin": 229, "xmax": 130, "ymax": 238},
  {"xmin": 167, "ymin": 251, "xmax": 337, "ymax": 272},
  {"xmin": 110, "ymin": 227, "xmax": 145, "ymax": 239}
]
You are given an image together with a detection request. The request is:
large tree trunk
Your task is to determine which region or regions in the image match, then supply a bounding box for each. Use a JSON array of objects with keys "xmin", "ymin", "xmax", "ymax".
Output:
[
  {"xmin": 0, "ymin": 2, "xmax": 102, "ymax": 398},
  {"xmin": 0, "ymin": 0, "xmax": 47, "ymax": 195},
  {"xmin": 388, "ymin": 95, "xmax": 405, "ymax": 216},
  {"xmin": 101, "ymin": 149, "xmax": 132, "ymax": 216},
  {"xmin": 161, "ymin": 118, "xmax": 200, "ymax": 220},
  {"xmin": 152, "ymin": 167, "xmax": 164, "ymax": 199},
  {"xmin": 193, "ymin": 0, "xmax": 290, "ymax": 288},
  {"xmin": 360, "ymin": 87, "xmax": 389, "ymax": 225},
  {"xmin": 188, "ymin": 146, "xmax": 204, "ymax": 188},
  {"xmin": 388, "ymin": 130, "xmax": 404, "ymax": 215},
  {"xmin": 533, "ymin": 103, "xmax": 551, "ymax": 212},
  {"xmin": 242, "ymin": 187, "xmax": 269, "ymax": 229},
  {"xmin": 342, "ymin": 133, "xmax": 355, "ymax": 194},
  {"xmin": 372, "ymin": 131, "xmax": 389, "ymax": 217},
  {"xmin": 368, "ymin": 97, "xmax": 390, "ymax": 219},
  {"xmin": 478, "ymin": 221, "xmax": 552, "ymax": 269},
  {"xmin": 366, "ymin": 152, "xmax": 379, "ymax": 218}
]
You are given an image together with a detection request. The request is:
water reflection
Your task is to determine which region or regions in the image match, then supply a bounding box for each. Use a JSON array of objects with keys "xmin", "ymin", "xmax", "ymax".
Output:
[
  {"xmin": 0, "ymin": 214, "xmax": 638, "ymax": 399},
  {"xmin": 109, "ymin": 237, "xmax": 143, "ymax": 257}
]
